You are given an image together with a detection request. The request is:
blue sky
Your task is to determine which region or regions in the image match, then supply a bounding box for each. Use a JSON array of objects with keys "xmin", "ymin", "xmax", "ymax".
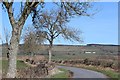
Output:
[{"xmin": 0, "ymin": 2, "xmax": 118, "ymax": 45}]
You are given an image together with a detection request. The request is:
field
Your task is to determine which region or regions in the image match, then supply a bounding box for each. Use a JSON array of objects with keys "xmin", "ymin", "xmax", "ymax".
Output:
[{"xmin": 1, "ymin": 44, "xmax": 119, "ymax": 78}]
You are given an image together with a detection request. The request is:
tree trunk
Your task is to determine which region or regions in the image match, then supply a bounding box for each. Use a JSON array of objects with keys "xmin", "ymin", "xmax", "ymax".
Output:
[
  {"xmin": 48, "ymin": 40, "xmax": 53, "ymax": 63},
  {"xmin": 48, "ymin": 47, "xmax": 52, "ymax": 63},
  {"xmin": 6, "ymin": 28, "xmax": 20, "ymax": 78}
]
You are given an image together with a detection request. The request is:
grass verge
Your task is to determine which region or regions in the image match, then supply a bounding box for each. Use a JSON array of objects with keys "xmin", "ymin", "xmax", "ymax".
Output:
[
  {"xmin": 1, "ymin": 59, "xmax": 28, "ymax": 77},
  {"xmin": 1, "ymin": 60, "xmax": 28, "ymax": 70},
  {"xmin": 51, "ymin": 68, "xmax": 70, "ymax": 78}
]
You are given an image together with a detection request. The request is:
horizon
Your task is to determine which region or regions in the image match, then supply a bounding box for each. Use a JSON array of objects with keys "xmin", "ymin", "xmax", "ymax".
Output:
[{"xmin": 1, "ymin": 42, "xmax": 119, "ymax": 46}]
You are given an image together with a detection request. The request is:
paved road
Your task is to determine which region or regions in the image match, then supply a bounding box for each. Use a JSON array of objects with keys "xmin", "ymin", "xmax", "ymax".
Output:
[{"xmin": 57, "ymin": 66, "xmax": 109, "ymax": 79}]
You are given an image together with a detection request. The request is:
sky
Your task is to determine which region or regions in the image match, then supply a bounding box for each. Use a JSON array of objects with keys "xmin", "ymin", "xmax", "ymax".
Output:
[{"xmin": 0, "ymin": 2, "xmax": 118, "ymax": 45}]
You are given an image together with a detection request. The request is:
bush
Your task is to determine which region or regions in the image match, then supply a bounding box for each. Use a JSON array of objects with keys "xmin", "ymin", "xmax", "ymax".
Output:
[
  {"xmin": 93, "ymin": 60, "xmax": 101, "ymax": 66},
  {"xmin": 112, "ymin": 62, "xmax": 118, "ymax": 71},
  {"xmin": 30, "ymin": 60, "xmax": 34, "ymax": 64},
  {"xmin": 26, "ymin": 59, "xmax": 30, "ymax": 62},
  {"xmin": 68, "ymin": 70, "xmax": 74, "ymax": 78},
  {"xmin": 83, "ymin": 58, "xmax": 89, "ymax": 64},
  {"xmin": 100, "ymin": 60, "xmax": 113, "ymax": 68}
]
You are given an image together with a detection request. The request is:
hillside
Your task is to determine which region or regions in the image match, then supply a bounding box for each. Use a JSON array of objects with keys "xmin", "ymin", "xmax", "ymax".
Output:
[{"xmin": 1, "ymin": 44, "xmax": 119, "ymax": 56}]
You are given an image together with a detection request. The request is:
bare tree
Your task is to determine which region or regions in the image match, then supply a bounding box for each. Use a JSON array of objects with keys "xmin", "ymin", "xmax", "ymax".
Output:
[
  {"xmin": 2, "ymin": 1, "xmax": 43, "ymax": 78},
  {"xmin": 3, "ymin": 26, "xmax": 11, "ymax": 60},
  {"xmin": 2, "ymin": 1, "xmax": 92, "ymax": 77},
  {"xmin": 23, "ymin": 27, "xmax": 44, "ymax": 57},
  {"xmin": 35, "ymin": 10, "xmax": 83, "ymax": 63},
  {"xmin": 24, "ymin": 31, "xmax": 36, "ymax": 56},
  {"xmin": 32, "ymin": 2, "xmax": 92, "ymax": 63}
]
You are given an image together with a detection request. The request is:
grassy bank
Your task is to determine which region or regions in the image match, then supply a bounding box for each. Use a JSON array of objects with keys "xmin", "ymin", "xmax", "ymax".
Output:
[
  {"xmin": 51, "ymin": 68, "xmax": 70, "ymax": 78},
  {"xmin": 0, "ymin": 60, "xmax": 28, "ymax": 77},
  {"xmin": 1, "ymin": 60, "xmax": 28, "ymax": 69}
]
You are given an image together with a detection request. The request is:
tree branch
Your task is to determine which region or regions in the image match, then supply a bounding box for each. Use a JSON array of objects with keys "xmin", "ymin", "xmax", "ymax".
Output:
[
  {"xmin": 18, "ymin": 2, "xmax": 39, "ymax": 27},
  {"xmin": 53, "ymin": 32, "xmax": 61, "ymax": 39},
  {"xmin": 17, "ymin": 2, "xmax": 40, "ymax": 36},
  {"xmin": 3, "ymin": 2, "xmax": 15, "ymax": 26}
]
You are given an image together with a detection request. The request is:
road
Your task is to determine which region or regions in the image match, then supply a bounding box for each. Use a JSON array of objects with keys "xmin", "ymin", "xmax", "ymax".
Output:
[{"xmin": 57, "ymin": 66, "xmax": 109, "ymax": 79}]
